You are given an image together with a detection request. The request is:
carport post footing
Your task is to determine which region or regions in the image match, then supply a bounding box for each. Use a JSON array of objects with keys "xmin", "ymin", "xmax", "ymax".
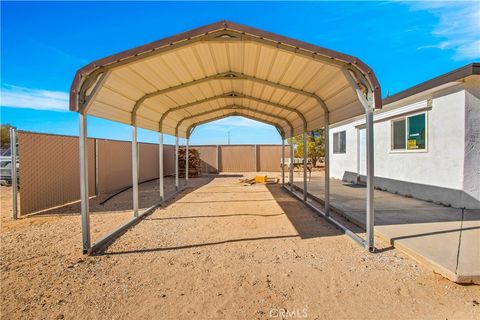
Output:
[
  {"xmin": 159, "ymin": 132, "xmax": 164, "ymax": 200},
  {"xmin": 79, "ymin": 113, "xmax": 91, "ymax": 253},
  {"xmin": 132, "ymin": 126, "xmax": 139, "ymax": 217}
]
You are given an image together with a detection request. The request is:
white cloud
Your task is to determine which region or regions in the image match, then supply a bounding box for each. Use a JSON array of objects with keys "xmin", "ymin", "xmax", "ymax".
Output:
[
  {"xmin": 212, "ymin": 116, "xmax": 268, "ymax": 128},
  {"xmin": 408, "ymin": 1, "xmax": 480, "ymax": 60},
  {"xmin": 201, "ymin": 116, "xmax": 270, "ymax": 132},
  {"xmin": 0, "ymin": 85, "xmax": 69, "ymax": 111}
]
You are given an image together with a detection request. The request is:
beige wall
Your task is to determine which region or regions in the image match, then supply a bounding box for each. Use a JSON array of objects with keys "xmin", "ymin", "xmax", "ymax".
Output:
[
  {"xmin": 96, "ymin": 140, "xmax": 175, "ymax": 194},
  {"xmin": 219, "ymin": 145, "xmax": 256, "ymax": 172},
  {"xmin": 163, "ymin": 144, "xmax": 176, "ymax": 176},
  {"xmin": 96, "ymin": 139, "xmax": 132, "ymax": 195},
  {"xmin": 18, "ymin": 132, "xmax": 95, "ymax": 216},
  {"xmin": 195, "ymin": 146, "xmax": 218, "ymax": 173},
  {"xmin": 258, "ymin": 145, "xmax": 290, "ymax": 172},
  {"xmin": 188, "ymin": 145, "xmax": 290, "ymax": 173},
  {"xmin": 139, "ymin": 143, "xmax": 159, "ymax": 182},
  {"xmin": 17, "ymin": 132, "xmax": 288, "ymax": 215}
]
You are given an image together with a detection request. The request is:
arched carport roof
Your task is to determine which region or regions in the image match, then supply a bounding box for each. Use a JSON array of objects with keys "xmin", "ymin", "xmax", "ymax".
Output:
[{"xmin": 71, "ymin": 20, "xmax": 381, "ymax": 138}]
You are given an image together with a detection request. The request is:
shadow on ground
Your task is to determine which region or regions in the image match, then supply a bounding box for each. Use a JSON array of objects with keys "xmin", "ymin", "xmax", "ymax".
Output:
[{"xmin": 97, "ymin": 178, "xmax": 344, "ymax": 256}]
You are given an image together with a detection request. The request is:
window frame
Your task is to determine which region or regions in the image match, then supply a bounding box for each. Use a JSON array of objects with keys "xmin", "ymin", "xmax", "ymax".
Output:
[
  {"xmin": 390, "ymin": 111, "xmax": 428, "ymax": 153},
  {"xmin": 333, "ymin": 130, "xmax": 347, "ymax": 154}
]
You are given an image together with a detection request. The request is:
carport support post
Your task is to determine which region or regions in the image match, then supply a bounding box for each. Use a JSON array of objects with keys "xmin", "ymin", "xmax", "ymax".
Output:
[
  {"xmin": 186, "ymin": 138, "xmax": 189, "ymax": 184},
  {"xmin": 343, "ymin": 68, "xmax": 376, "ymax": 251},
  {"xmin": 175, "ymin": 136, "xmax": 179, "ymax": 191},
  {"xmin": 366, "ymin": 108, "xmax": 375, "ymax": 250},
  {"xmin": 10, "ymin": 128, "xmax": 18, "ymax": 219},
  {"xmin": 324, "ymin": 113, "xmax": 330, "ymax": 216},
  {"xmin": 216, "ymin": 144, "xmax": 219, "ymax": 173},
  {"xmin": 79, "ymin": 113, "xmax": 91, "ymax": 253},
  {"xmin": 159, "ymin": 133, "xmax": 164, "ymax": 200},
  {"xmin": 289, "ymin": 141, "xmax": 294, "ymax": 191},
  {"xmin": 303, "ymin": 132, "xmax": 308, "ymax": 202},
  {"xmin": 132, "ymin": 126, "xmax": 139, "ymax": 217},
  {"xmin": 281, "ymin": 138, "xmax": 285, "ymax": 186}
]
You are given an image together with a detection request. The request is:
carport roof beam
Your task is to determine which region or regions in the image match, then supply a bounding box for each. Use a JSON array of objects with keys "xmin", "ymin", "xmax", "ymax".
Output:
[
  {"xmin": 175, "ymin": 104, "xmax": 294, "ymax": 137},
  {"xmin": 159, "ymin": 92, "xmax": 306, "ymax": 133},
  {"xmin": 187, "ymin": 112, "xmax": 286, "ymax": 139},
  {"xmin": 131, "ymin": 71, "xmax": 328, "ymax": 122}
]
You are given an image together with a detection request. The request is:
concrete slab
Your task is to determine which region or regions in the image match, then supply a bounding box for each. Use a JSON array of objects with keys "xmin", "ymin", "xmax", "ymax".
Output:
[{"xmin": 293, "ymin": 174, "xmax": 480, "ymax": 284}]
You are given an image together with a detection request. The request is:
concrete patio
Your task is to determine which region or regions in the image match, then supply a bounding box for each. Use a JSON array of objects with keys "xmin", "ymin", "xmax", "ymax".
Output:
[{"xmin": 292, "ymin": 172, "xmax": 480, "ymax": 284}]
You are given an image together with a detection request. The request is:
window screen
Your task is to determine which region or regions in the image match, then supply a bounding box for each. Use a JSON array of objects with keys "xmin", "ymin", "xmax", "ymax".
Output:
[
  {"xmin": 333, "ymin": 131, "xmax": 346, "ymax": 154},
  {"xmin": 407, "ymin": 113, "xmax": 426, "ymax": 150},
  {"xmin": 392, "ymin": 119, "xmax": 406, "ymax": 150}
]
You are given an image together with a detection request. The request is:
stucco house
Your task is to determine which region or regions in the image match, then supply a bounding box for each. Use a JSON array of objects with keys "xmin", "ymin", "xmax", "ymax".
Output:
[{"xmin": 329, "ymin": 63, "xmax": 480, "ymax": 209}]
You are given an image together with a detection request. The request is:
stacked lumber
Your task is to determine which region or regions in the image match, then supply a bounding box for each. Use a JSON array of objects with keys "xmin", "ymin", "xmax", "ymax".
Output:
[{"xmin": 178, "ymin": 147, "xmax": 201, "ymax": 178}]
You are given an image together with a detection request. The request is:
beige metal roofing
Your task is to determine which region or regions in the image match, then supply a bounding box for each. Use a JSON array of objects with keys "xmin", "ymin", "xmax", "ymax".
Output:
[{"xmin": 71, "ymin": 21, "xmax": 381, "ymax": 138}]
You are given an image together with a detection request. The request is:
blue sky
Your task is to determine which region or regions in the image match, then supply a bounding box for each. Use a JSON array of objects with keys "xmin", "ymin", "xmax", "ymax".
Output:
[{"xmin": 1, "ymin": 1, "xmax": 479, "ymax": 145}]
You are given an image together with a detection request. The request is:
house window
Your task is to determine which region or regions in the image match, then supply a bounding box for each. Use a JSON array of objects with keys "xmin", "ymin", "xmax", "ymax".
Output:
[
  {"xmin": 391, "ymin": 112, "xmax": 427, "ymax": 151},
  {"xmin": 333, "ymin": 131, "xmax": 346, "ymax": 154}
]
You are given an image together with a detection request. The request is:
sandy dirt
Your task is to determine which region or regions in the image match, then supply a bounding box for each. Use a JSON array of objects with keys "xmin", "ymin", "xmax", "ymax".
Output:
[{"xmin": 1, "ymin": 174, "xmax": 479, "ymax": 319}]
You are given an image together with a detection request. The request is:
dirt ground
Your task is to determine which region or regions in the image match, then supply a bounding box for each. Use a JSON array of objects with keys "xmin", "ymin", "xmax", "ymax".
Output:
[{"xmin": 1, "ymin": 174, "xmax": 479, "ymax": 319}]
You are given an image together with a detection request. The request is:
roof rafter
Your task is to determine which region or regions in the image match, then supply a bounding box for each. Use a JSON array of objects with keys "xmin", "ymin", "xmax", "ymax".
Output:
[
  {"xmin": 175, "ymin": 105, "xmax": 294, "ymax": 137},
  {"xmin": 130, "ymin": 71, "xmax": 328, "ymax": 121},
  {"xmin": 157, "ymin": 92, "xmax": 307, "ymax": 132},
  {"xmin": 187, "ymin": 111, "xmax": 286, "ymax": 139}
]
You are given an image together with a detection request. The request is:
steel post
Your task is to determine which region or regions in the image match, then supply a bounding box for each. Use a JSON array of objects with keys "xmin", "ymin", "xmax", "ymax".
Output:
[
  {"xmin": 366, "ymin": 108, "xmax": 375, "ymax": 251},
  {"xmin": 10, "ymin": 128, "xmax": 18, "ymax": 219},
  {"xmin": 216, "ymin": 144, "xmax": 219, "ymax": 173},
  {"xmin": 186, "ymin": 138, "xmax": 189, "ymax": 184},
  {"xmin": 132, "ymin": 126, "xmax": 139, "ymax": 217},
  {"xmin": 159, "ymin": 133, "xmax": 164, "ymax": 200},
  {"xmin": 79, "ymin": 113, "xmax": 91, "ymax": 253},
  {"xmin": 303, "ymin": 132, "xmax": 308, "ymax": 201},
  {"xmin": 324, "ymin": 113, "xmax": 330, "ymax": 216},
  {"xmin": 254, "ymin": 144, "xmax": 258, "ymax": 172},
  {"xmin": 175, "ymin": 136, "xmax": 179, "ymax": 190},
  {"xmin": 281, "ymin": 138, "xmax": 285, "ymax": 186},
  {"xmin": 290, "ymin": 141, "xmax": 294, "ymax": 191}
]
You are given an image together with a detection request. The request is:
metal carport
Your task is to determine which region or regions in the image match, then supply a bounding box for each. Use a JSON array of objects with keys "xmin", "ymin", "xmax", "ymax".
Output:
[{"xmin": 70, "ymin": 20, "xmax": 381, "ymax": 254}]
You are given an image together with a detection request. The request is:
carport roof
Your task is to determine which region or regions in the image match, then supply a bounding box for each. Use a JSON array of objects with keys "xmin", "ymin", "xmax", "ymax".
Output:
[{"xmin": 70, "ymin": 20, "xmax": 381, "ymax": 138}]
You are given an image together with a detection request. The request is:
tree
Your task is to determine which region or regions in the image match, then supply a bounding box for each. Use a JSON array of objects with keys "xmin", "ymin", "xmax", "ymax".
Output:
[
  {"xmin": 288, "ymin": 129, "xmax": 325, "ymax": 167},
  {"xmin": 0, "ymin": 124, "xmax": 14, "ymax": 148}
]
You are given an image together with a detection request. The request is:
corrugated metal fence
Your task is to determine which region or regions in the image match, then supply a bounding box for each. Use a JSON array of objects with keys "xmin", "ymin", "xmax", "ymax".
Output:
[{"xmin": 16, "ymin": 131, "xmax": 289, "ymax": 216}]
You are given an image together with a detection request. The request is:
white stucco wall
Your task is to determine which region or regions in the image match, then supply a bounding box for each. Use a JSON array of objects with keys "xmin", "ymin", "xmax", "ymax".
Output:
[
  {"xmin": 463, "ymin": 78, "xmax": 480, "ymax": 204},
  {"xmin": 329, "ymin": 120, "xmax": 360, "ymax": 179},
  {"xmin": 329, "ymin": 85, "xmax": 466, "ymax": 190}
]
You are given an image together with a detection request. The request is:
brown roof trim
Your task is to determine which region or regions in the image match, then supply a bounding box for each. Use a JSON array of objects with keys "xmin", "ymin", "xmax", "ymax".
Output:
[
  {"xmin": 70, "ymin": 20, "xmax": 381, "ymax": 112},
  {"xmin": 383, "ymin": 63, "xmax": 480, "ymax": 105}
]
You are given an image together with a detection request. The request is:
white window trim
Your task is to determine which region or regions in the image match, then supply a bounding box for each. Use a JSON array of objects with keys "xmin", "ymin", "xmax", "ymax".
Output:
[{"xmin": 390, "ymin": 111, "xmax": 428, "ymax": 153}]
